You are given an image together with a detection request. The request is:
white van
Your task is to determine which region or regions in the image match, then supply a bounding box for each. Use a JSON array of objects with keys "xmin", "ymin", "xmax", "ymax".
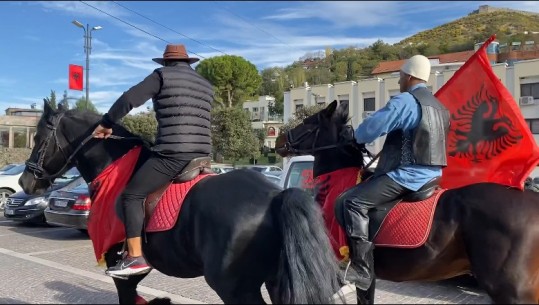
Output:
[{"xmin": 280, "ymin": 155, "xmax": 378, "ymax": 192}]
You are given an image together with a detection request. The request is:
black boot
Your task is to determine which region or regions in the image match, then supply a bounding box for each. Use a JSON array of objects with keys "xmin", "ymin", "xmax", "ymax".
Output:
[{"xmin": 345, "ymin": 239, "xmax": 375, "ymax": 291}]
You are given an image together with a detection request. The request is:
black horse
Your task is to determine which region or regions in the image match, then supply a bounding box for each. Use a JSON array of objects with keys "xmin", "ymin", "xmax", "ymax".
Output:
[
  {"xmin": 276, "ymin": 100, "xmax": 539, "ymax": 304},
  {"xmin": 18, "ymin": 100, "xmax": 343, "ymax": 304}
]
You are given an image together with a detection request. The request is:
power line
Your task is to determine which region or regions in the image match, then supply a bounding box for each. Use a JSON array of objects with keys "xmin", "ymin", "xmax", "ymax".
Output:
[
  {"xmin": 215, "ymin": 2, "xmax": 292, "ymax": 49},
  {"xmin": 111, "ymin": 1, "xmax": 227, "ymax": 56},
  {"xmin": 78, "ymin": 1, "xmax": 205, "ymax": 59}
]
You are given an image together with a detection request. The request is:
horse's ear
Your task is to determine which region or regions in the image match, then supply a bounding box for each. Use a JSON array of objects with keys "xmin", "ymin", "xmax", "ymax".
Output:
[
  {"xmin": 43, "ymin": 98, "xmax": 53, "ymax": 117},
  {"xmin": 337, "ymin": 100, "xmax": 349, "ymax": 122},
  {"xmin": 323, "ymin": 100, "xmax": 338, "ymax": 118}
]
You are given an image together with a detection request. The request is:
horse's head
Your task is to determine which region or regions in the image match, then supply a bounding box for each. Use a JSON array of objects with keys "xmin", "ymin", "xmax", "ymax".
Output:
[
  {"xmin": 19, "ymin": 99, "xmax": 79, "ymax": 195},
  {"xmin": 276, "ymin": 100, "xmax": 365, "ymax": 159}
]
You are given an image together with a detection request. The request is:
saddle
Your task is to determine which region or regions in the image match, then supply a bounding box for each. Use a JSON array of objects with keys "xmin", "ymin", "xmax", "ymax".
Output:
[
  {"xmin": 144, "ymin": 157, "xmax": 213, "ymax": 222},
  {"xmin": 368, "ymin": 176, "xmax": 441, "ymax": 239},
  {"xmin": 334, "ymin": 176, "xmax": 441, "ymax": 241}
]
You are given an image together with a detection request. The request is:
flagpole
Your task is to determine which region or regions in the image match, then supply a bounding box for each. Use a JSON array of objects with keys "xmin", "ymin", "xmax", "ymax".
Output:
[{"xmin": 72, "ymin": 20, "xmax": 102, "ymax": 109}]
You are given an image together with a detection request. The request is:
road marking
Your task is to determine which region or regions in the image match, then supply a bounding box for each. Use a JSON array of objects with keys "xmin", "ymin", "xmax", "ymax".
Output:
[
  {"xmin": 27, "ymin": 245, "xmax": 93, "ymax": 256},
  {"xmin": 0, "ymin": 246, "xmax": 206, "ymax": 304},
  {"xmin": 0, "ymin": 227, "xmax": 73, "ymax": 237}
]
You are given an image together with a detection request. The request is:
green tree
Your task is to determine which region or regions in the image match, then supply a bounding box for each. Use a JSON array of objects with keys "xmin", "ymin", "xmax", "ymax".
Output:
[
  {"xmin": 259, "ymin": 67, "xmax": 287, "ymax": 116},
  {"xmin": 121, "ymin": 111, "xmax": 157, "ymax": 143},
  {"xmin": 59, "ymin": 90, "xmax": 70, "ymax": 110},
  {"xmin": 280, "ymin": 104, "xmax": 326, "ymax": 135},
  {"xmin": 47, "ymin": 90, "xmax": 57, "ymax": 110},
  {"xmin": 75, "ymin": 97, "xmax": 99, "ymax": 114},
  {"xmin": 253, "ymin": 128, "xmax": 267, "ymax": 149},
  {"xmin": 211, "ymin": 107, "xmax": 260, "ymax": 161},
  {"xmin": 196, "ymin": 55, "xmax": 262, "ymax": 108}
]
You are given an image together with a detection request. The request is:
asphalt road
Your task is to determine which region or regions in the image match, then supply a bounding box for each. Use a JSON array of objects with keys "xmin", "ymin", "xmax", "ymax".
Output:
[{"xmin": 0, "ymin": 215, "xmax": 491, "ymax": 304}]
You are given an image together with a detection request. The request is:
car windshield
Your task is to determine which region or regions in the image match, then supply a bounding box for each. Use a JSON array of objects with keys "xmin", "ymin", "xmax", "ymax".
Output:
[
  {"xmin": 0, "ymin": 164, "xmax": 17, "ymax": 172},
  {"xmin": 55, "ymin": 168, "xmax": 81, "ymax": 184},
  {"xmin": 2, "ymin": 164, "xmax": 26, "ymax": 175}
]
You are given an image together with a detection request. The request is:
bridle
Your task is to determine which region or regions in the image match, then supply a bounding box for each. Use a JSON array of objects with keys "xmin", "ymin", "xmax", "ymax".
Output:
[
  {"xmin": 25, "ymin": 112, "xmax": 138, "ymax": 181},
  {"xmin": 280, "ymin": 116, "xmax": 380, "ymax": 169}
]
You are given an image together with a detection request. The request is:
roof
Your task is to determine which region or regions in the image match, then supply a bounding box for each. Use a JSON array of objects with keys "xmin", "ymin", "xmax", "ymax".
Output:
[{"xmin": 371, "ymin": 50, "xmax": 475, "ymax": 75}]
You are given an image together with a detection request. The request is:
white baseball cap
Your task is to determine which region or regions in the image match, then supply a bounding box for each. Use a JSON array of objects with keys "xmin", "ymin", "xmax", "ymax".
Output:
[{"xmin": 400, "ymin": 55, "xmax": 431, "ymax": 82}]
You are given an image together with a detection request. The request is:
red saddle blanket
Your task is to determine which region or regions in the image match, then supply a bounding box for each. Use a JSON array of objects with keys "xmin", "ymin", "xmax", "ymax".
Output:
[
  {"xmin": 314, "ymin": 167, "xmax": 445, "ymax": 261},
  {"xmin": 373, "ymin": 188, "xmax": 445, "ymax": 248},
  {"xmin": 145, "ymin": 174, "xmax": 211, "ymax": 232},
  {"xmin": 87, "ymin": 146, "xmax": 212, "ymax": 264}
]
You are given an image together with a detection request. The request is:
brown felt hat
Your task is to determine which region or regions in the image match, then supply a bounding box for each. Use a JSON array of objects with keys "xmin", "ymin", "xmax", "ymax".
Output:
[{"xmin": 152, "ymin": 44, "xmax": 199, "ymax": 65}]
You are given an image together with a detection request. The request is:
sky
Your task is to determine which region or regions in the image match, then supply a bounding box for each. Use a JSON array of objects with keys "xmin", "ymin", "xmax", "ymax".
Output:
[{"xmin": 1, "ymin": 1, "xmax": 539, "ymax": 114}]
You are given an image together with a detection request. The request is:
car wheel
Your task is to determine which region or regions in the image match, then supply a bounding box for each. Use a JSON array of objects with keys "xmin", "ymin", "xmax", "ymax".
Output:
[
  {"xmin": 0, "ymin": 188, "xmax": 14, "ymax": 211},
  {"xmin": 78, "ymin": 229, "xmax": 88, "ymax": 235}
]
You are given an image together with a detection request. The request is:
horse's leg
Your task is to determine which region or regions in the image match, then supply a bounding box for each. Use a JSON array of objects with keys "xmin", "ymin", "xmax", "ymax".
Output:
[
  {"xmin": 464, "ymin": 213, "xmax": 539, "ymax": 303},
  {"xmin": 105, "ymin": 243, "xmax": 150, "ymax": 304},
  {"xmin": 208, "ymin": 277, "xmax": 266, "ymax": 304}
]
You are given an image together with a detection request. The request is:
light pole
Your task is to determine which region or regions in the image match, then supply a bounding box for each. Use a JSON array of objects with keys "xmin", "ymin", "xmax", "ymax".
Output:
[{"xmin": 72, "ymin": 20, "xmax": 102, "ymax": 109}]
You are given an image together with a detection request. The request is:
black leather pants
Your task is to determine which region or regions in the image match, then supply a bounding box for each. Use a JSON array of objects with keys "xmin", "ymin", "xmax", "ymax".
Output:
[
  {"xmin": 340, "ymin": 174, "xmax": 411, "ymax": 240},
  {"xmin": 121, "ymin": 153, "xmax": 190, "ymax": 238},
  {"xmin": 336, "ymin": 174, "xmax": 411, "ymax": 292}
]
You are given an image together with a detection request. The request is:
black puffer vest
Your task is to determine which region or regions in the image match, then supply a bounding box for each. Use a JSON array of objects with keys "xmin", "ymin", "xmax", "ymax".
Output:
[
  {"xmin": 152, "ymin": 62, "xmax": 213, "ymax": 155},
  {"xmin": 374, "ymin": 86, "xmax": 450, "ymax": 177}
]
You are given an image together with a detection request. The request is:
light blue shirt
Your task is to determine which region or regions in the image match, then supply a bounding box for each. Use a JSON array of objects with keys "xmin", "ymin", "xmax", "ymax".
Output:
[{"xmin": 354, "ymin": 83, "xmax": 442, "ymax": 191}]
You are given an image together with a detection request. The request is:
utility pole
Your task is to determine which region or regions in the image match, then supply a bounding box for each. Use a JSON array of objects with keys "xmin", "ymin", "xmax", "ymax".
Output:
[{"xmin": 72, "ymin": 20, "xmax": 102, "ymax": 109}]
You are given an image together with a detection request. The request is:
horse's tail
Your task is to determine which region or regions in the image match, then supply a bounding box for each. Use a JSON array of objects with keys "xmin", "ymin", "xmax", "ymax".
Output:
[{"xmin": 271, "ymin": 188, "xmax": 342, "ymax": 304}]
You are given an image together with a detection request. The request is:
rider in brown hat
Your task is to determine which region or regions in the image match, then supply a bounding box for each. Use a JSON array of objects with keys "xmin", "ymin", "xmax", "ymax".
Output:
[{"xmin": 93, "ymin": 44, "xmax": 214, "ymax": 277}]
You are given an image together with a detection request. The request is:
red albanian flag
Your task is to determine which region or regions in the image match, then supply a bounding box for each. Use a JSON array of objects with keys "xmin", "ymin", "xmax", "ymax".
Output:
[{"xmin": 68, "ymin": 64, "xmax": 84, "ymax": 91}]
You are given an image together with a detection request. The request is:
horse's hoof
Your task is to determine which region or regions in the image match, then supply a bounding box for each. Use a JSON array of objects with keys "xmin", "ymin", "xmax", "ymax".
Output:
[{"xmin": 147, "ymin": 297, "xmax": 172, "ymax": 304}]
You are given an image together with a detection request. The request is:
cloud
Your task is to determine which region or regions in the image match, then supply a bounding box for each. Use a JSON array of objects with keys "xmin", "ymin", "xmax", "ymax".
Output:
[
  {"xmin": 37, "ymin": 1, "xmax": 129, "ymax": 18},
  {"xmin": 263, "ymin": 1, "xmax": 475, "ymax": 28},
  {"xmin": 188, "ymin": 12, "xmax": 405, "ymax": 68}
]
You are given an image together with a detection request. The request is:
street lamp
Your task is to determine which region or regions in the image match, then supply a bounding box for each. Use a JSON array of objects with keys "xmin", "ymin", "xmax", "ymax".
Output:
[{"xmin": 72, "ymin": 20, "xmax": 102, "ymax": 109}]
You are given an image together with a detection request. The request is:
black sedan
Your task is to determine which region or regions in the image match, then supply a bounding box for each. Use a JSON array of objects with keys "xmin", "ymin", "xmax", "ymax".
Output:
[
  {"xmin": 44, "ymin": 178, "xmax": 91, "ymax": 232},
  {"xmin": 3, "ymin": 168, "xmax": 81, "ymax": 223}
]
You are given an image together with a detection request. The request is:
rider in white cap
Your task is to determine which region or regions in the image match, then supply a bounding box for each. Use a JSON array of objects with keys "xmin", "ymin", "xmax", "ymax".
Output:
[{"xmin": 335, "ymin": 54, "xmax": 450, "ymax": 300}]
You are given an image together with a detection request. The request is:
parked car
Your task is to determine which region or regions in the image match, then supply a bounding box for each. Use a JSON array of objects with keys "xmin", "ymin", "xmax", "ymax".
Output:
[
  {"xmin": 0, "ymin": 164, "xmax": 27, "ymax": 211},
  {"xmin": 280, "ymin": 154, "xmax": 378, "ymax": 194},
  {"xmin": 3, "ymin": 168, "xmax": 82, "ymax": 223},
  {"xmin": 44, "ymin": 178, "xmax": 91, "ymax": 232},
  {"xmin": 263, "ymin": 173, "xmax": 281, "ymax": 186},
  {"xmin": 0, "ymin": 163, "xmax": 19, "ymax": 175},
  {"xmin": 246, "ymin": 165, "xmax": 282, "ymax": 177},
  {"xmin": 211, "ymin": 165, "xmax": 235, "ymax": 174}
]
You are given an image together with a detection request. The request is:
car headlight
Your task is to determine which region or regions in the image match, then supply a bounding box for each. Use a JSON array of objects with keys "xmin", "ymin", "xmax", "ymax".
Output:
[{"xmin": 24, "ymin": 197, "xmax": 48, "ymax": 207}]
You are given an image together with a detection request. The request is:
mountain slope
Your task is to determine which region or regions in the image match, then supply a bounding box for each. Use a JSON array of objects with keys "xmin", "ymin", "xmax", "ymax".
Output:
[{"xmin": 397, "ymin": 10, "xmax": 539, "ymax": 52}]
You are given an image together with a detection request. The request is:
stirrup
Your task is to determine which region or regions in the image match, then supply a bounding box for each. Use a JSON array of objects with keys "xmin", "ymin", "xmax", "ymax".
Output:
[{"xmin": 342, "ymin": 260, "xmax": 354, "ymax": 285}]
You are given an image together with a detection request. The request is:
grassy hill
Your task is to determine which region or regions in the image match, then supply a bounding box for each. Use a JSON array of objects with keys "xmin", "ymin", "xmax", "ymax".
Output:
[{"xmin": 397, "ymin": 10, "xmax": 539, "ymax": 53}]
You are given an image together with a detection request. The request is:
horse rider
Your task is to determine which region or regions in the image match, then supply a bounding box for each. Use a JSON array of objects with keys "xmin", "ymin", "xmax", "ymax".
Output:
[
  {"xmin": 92, "ymin": 44, "xmax": 214, "ymax": 277},
  {"xmin": 336, "ymin": 55, "xmax": 450, "ymax": 291}
]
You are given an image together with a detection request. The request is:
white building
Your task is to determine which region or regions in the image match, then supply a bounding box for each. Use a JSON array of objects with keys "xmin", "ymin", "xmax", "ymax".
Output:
[
  {"xmin": 283, "ymin": 58, "xmax": 539, "ymax": 176},
  {"xmin": 243, "ymin": 95, "xmax": 284, "ymax": 149}
]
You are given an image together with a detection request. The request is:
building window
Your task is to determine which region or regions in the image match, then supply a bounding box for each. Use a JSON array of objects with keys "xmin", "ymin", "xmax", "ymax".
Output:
[
  {"xmin": 296, "ymin": 104, "xmax": 304, "ymax": 111},
  {"xmin": 267, "ymin": 127, "xmax": 276, "ymax": 137},
  {"xmin": 520, "ymin": 83, "xmax": 539, "ymax": 99},
  {"xmin": 526, "ymin": 119, "xmax": 539, "ymax": 134},
  {"xmin": 363, "ymin": 97, "xmax": 375, "ymax": 111},
  {"xmin": 338, "ymin": 94, "xmax": 349, "ymax": 104},
  {"xmin": 252, "ymin": 107, "xmax": 259, "ymax": 112}
]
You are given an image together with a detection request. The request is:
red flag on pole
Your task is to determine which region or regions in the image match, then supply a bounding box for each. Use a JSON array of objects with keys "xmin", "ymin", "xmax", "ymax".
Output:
[
  {"xmin": 68, "ymin": 64, "xmax": 84, "ymax": 91},
  {"xmin": 435, "ymin": 34, "xmax": 539, "ymax": 190}
]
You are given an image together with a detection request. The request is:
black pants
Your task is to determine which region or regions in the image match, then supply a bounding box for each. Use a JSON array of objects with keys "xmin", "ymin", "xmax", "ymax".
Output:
[
  {"xmin": 121, "ymin": 153, "xmax": 191, "ymax": 238},
  {"xmin": 341, "ymin": 174, "xmax": 412, "ymax": 240}
]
